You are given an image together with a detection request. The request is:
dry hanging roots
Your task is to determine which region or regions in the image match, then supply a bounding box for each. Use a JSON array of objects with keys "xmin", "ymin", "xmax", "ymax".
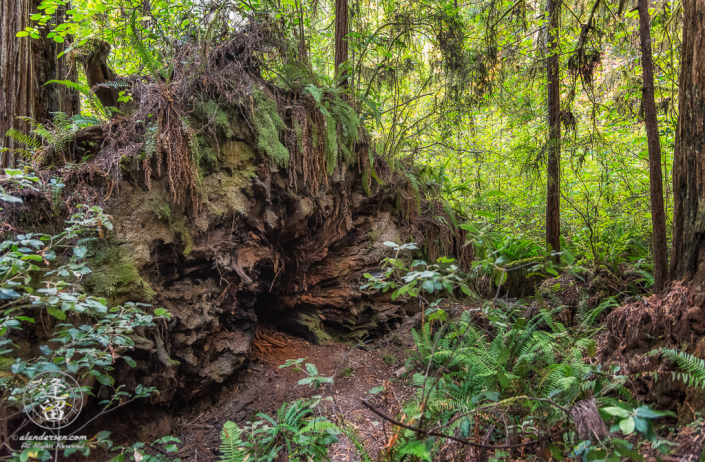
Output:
[{"xmin": 155, "ymin": 93, "xmax": 201, "ymax": 213}]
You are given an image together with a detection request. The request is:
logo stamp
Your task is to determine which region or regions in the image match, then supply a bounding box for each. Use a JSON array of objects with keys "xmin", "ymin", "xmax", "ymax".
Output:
[{"xmin": 22, "ymin": 371, "xmax": 83, "ymax": 430}]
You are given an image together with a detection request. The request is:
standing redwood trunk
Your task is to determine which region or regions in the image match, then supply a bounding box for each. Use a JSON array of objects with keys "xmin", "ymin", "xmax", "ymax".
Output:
[
  {"xmin": 638, "ymin": 0, "xmax": 669, "ymax": 292},
  {"xmin": 670, "ymin": 0, "xmax": 705, "ymax": 294},
  {"xmin": 0, "ymin": 0, "xmax": 79, "ymax": 167},
  {"xmin": 1, "ymin": 0, "xmax": 33, "ymax": 167},
  {"xmin": 546, "ymin": 0, "xmax": 561, "ymax": 255},
  {"xmin": 334, "ymin": 0, "xmax": 349, "ymax": 87}
]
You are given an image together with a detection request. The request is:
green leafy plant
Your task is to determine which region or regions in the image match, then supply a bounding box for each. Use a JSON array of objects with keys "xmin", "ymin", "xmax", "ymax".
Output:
[
  {"xmin": 0, "ymin": 180, "xmax": 171, "ymax": 460},
  {"xmin": 218, "ymin": 399, "xmax": 340, "ymax": 462},
  {"xmin": 280, "ymin": 357, "xmax": 334, "ymax": 389},
  {"xmin": 361, "ymin": 241, "xmax": 472, "ymax": 324}
]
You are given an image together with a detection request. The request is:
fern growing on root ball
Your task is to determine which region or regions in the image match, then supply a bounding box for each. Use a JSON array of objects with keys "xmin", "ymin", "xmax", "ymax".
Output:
[{"xmin": 650, "ymin": 348, "xmax": 705, "ymax": 390}]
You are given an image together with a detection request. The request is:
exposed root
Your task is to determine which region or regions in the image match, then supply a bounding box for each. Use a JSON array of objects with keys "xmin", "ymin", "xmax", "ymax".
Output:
[
  {"xmin": 571, "ymin": 398, "xmax": 608, "ymax": 442},
  {"xmin": 251, "ymin": 325, "xmax": 289, "ymax": 356},
  {"xmin": 601, "ymin": 282, "xmax": 701, "ymax": 359}
]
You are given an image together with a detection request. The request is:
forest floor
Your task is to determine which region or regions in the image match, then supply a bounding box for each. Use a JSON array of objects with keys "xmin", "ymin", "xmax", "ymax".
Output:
[
  {"xmin": 173, "ymin": 313, "xmax": 426, "ymax": 462},
  {"xmin": 101, "ymin": 297, "xmax": 705, "ymax": 462}
]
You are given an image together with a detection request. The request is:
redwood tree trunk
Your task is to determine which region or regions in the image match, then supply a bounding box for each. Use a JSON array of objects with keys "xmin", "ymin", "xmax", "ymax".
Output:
[
  {"xmin": 670, "ymin": 0, "xmax": 705, "ymax": 293},
  {"xmin": 638, "ymin": 0, "xmax": 669, "ymax": 292},
  {"xmin": 0, "ymin": 0, "xmax": 79, "ymax": 167},
  {"xmin": 546, "ymin": 0, "xmax": 561, "ymax": 255},
  {"xmin": 334, "ymin": 0, "xmax": 349, "ymax": 87}
]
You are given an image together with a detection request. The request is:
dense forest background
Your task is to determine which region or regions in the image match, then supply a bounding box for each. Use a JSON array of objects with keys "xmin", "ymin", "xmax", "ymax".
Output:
[{"xmin": 1, "ymin": 0, "xmax": 705, "ymax": 460}]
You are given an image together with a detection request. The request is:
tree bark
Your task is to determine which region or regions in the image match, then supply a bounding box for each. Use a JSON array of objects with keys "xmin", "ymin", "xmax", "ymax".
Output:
[
  {"xmin": 546, "ymin": 0, "xmax": 561, "ymax": 255},
  {"xmin": 0, "ymin": 0, "xmax": 79, "ymax": 167},
  {"xmin": 334, "ymin": 0, "xmax": 349, "ymax": 87},
  {"xmin": 670, "ymin": 0, "xmax": 705, "ymax": 292},
  {"xmin": 638, "ymin": 0, "xmax": 669, "ymax": 292}
]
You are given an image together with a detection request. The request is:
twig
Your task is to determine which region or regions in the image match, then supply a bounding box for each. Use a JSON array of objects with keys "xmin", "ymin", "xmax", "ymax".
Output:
[{"xmin": 361, "ymin": 400, "xmax": 566, "ymax": 449}]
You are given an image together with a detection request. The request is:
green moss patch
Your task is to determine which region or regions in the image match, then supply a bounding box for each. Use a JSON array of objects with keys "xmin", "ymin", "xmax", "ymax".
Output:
[
  {"xmin": 203, "ymin": 140, "xmax": 257, "ymax": 218},
  {"xmin": 252, "ymin": 90, "xmax": 289, "ymax": 168},
  {"xmin": 87, "ymin": 249, "xmax": 156, "ymax": 303}
]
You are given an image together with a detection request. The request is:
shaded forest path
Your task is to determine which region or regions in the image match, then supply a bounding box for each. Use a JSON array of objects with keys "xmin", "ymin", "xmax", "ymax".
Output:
[{"xmin": 174, "ymin": 317, "xmax": 420, "ymax": 461}]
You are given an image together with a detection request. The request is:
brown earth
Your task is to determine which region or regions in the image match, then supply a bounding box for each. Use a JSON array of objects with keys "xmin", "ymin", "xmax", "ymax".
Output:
[{"xmin": 93, "ymin": 315, "xmax": 422, "ymax": 462}]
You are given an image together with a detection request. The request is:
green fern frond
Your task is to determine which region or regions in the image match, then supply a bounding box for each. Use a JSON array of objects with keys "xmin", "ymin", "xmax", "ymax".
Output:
[
  {"xmin": 397, "ymin": 439, "xmax": 431, "ymax": 460},
  {"xmin": 46, "ymin": 80, "xmax": 108, "ymax": 119},
  {"xmin": 96, "ymin": 80, "xmax": 129, "ymax": 89},
  {"xmin": 70, "ymin": 114, "xmax": 101, "ymax": 128},
  {"xmin": 129, "ymin": 13, "xmax": 168, "ymax": 82},
  {"xmin": 218, "ymin": 421, "xmax": 249, "ymax": 462},
  {"xmin": 5, "ymin": 129, "xmax": 40, "ymax": 149},
  {"xmin": 651, "ymin": 348, "xmax": 705, "ymax": 390},
  {"xmin": 45, "ymin": 79, "xmax": 92, "ymax": 97}
]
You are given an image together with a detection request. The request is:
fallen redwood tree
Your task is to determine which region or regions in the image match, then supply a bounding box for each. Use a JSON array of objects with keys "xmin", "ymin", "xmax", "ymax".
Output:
[{"xmin": 1, "ymin": 23, "xmax": 470, "ymax": 403}]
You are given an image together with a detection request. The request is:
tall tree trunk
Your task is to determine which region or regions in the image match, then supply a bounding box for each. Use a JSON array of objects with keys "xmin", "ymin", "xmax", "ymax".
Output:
[
  {"xmin": 546, "ymin": 0, "xmax": 561, "ymax": 255},
  {"xmin": 638, "ymin": 0, "xmax": 669, "ymax": 292},
  {"xmin": 670, "ymin": 0, "xmax": 705, "ymax": 296},
  {"xmin": 334, "ymin": 0, "xmax": 349, "ymax": 87},
  {"xmin": 0, "ymin": 0, "xmax": 79, "ymax": 167}
]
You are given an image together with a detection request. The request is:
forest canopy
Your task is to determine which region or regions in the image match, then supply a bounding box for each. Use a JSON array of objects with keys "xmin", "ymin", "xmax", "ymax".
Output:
[{"xmin": 5, "ymin": 0, "xmax": 681, "ymax": 263}]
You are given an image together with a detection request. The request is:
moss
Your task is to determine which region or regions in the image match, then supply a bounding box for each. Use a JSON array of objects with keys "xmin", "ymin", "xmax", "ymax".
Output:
[
  {"xmin": 382, "ymin": 354, "xmax": 398, "ymax": 365},
  {"xmin": 327, "ymin": 317, "xmax": 380, "ymax": 345},
  {"xmin": 88, "ymin": 252, "xmax": 156, "ymax": 303},
  {"xmin": 89, "ymin": 239, "xmax": 123, "ymax": 267},
  {"xmin": 154, "ymin": 202, "xmax": 172, "ymax": 222},
  {"xmin": 295, "ymin": 312, "xmax": 332, "ymax": 345},
  {"xmin": 172, "ymin": 218, "xmax": 193, "ymax": 256},
  {"xmin": 368, "ymin": 229, "xmax": 380, "ymax": 243},
  {"xmin": 194, "ymin": 100, "xmax": 233, "ymax": 138},
  {"xmin": 362, "ymin": 168, "xmax": 371, "ymax": 196},
  {"xmin": 194, "ymin": 135, "xmax": 218, "ymax": 173},
  {"xmin": 337, "ymin": 367, "xmax": 354, "ymax": 379},
  {"xmin": 294, "ymin": 118, "xmax": 303, "ymax": 155},
  {"xmin": 252, "ymin": 90, "xmax": 289, "ymax": 168},
  {"xmin": 146, "ymin": 197, "xmax": 193, "ymax": 256},
  {"xmin": 365, "ymin": 229, "xmax": 381, "ymax": 251},
  {"xmin": 0, "ymin": 356, "xmax": 14, "ymax": 374},
  {"xmin": 280, "ymin": 63, "xmax": 318, "ymax": 91},
  {"xmin": 203, "ymin": 140, "xmax": 257, "ymax": 218}
]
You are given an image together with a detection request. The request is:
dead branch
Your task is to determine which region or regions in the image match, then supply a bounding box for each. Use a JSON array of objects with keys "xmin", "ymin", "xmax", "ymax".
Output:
[{"xmin": 361, "ymin": 399, "xmax": 567, "ymax": 449}]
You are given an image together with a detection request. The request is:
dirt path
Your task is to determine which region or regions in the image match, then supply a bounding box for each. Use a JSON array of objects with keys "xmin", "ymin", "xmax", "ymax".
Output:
[{"xmin": 175, "ymin": 318, "xmax": 420, "ymax": 461}]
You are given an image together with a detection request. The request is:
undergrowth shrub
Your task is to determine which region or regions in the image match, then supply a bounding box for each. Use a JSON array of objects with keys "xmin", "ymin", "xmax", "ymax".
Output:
[
  {"xmin": 359, "ymin": 246, "xmax": 675, "ymax": 461},
  {"xmin": 218, "ymin": 398, "xmax": 340, "ymax": 462},
  {"xmin": 0, "ymin": 174, "xmax": 175, "ymax": 460}
]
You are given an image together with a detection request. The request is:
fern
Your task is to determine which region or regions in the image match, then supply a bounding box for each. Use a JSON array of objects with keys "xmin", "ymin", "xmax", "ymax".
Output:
[
  {"xmin": 396, "ymin": 439, "xmax": 431, "ymax": 461},
  {"xmin": 129, "ymin": 12, "xmax": 169, "ymax": 83},
  {"xmin": 651, "ymin": 348, "xmax": 705, "ymax": 389},
  {"xmin": 45, "ymin": 79, "xmax": 92, "ymax": 96},
  {"xmin": 302, "ymin": 84, "xmax": 361, "ymax": 174},
  {"xmin": 46, "ymin": 80, "xmax": 109, "ymax": 119},
  {"xmin": 580, "ymin": 296, "xmax": 618, "ymax": 327},
  {"xmin": 95, "ymin": 81, "xmax": 129, "ymax": 89},
  {"xmin": 217, "ymin": 399, "xmax": 339, "ymax": 461},
  {"xmin": 5, "ymin": 129, "xmax": 41, "ymax": 150},
  {"xmin": 218, "ymin": 422, "xmax": 249, "ymax": 462}
]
